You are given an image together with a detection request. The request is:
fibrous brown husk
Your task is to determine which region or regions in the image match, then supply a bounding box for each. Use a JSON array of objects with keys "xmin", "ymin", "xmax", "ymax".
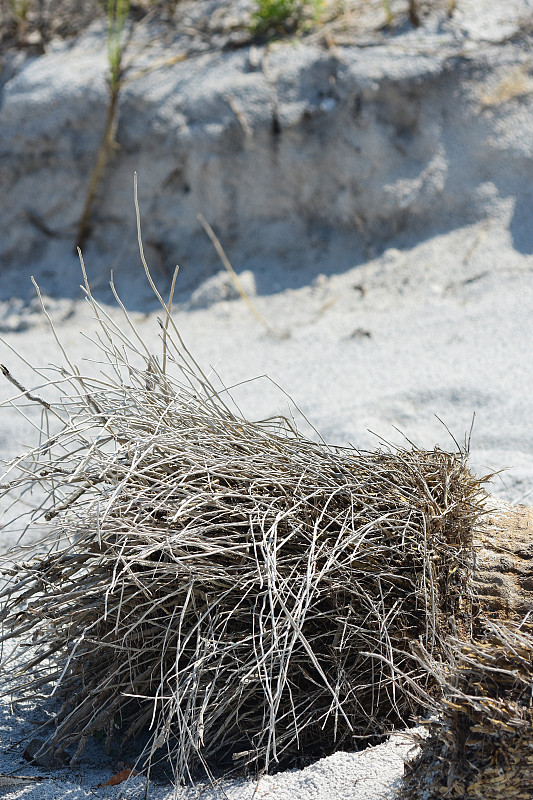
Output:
[
  {"xmin": 402, "ymin": 620, "xmax": 533, "ymax": 800},
  {"xmin": 0, "ymin": 274, "xmax": 487, "ymax": 783}
]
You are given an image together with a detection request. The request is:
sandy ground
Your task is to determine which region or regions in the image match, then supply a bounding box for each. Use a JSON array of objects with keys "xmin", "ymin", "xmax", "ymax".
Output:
[
  {"xmin": 1, "ymin": 209, "xmax": 532, "ymax": 798},
  {"xmin": 1, "ymin": 0, "xmax": 533, "ymax": 795}
]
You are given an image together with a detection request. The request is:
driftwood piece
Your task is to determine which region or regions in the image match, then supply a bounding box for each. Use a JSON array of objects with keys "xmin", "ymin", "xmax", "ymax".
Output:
[{"xmin": 473, "ymin": 498, "xmax": 533, "ymax": 619}]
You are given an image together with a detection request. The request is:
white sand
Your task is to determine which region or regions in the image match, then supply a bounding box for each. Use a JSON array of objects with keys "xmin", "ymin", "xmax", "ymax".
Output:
[{"xmin": 1, "ymin": 0, "xmax": 533, "ymax": 794}]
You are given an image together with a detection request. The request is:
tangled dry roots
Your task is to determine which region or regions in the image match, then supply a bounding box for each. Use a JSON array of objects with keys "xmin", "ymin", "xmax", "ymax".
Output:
[
  {"xmin": 402, "ymin": 620, "xmax": 533, "ymax": 800},
  {"xmin": 0, "ymin": 275, "xmax": 487, "ymax": 782}
]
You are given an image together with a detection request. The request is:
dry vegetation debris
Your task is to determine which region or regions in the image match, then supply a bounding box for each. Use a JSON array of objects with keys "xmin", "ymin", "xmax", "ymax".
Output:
[
  {"xmin": 0, "ymin": 1, "xmax": 459, "ymax": 53},
  {"xmin": 0, "ymin": 265, "xmax": 487, "ymax": 782},
  {"xmin": 402, "ymin": 620, "xmax": 533, "ymax": 800}
]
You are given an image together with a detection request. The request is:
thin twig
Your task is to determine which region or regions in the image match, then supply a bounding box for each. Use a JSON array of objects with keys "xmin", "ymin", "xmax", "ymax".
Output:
[
  {"xmin": 197, "ymin": 213, "xmax": 279, "ymax": 337},
  {"xmin": 1, "ymin": 364, "xmax": 51, "ymax": 411}
]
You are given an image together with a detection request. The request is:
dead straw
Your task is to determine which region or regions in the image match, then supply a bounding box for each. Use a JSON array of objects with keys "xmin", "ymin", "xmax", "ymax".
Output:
[
  {"xmin": 402, "ymin": 619, "xmax": 533, "ymax": 800},
  {"xmin": 0, "ymin": 268, "xmax": 487, "ymax": 785}
]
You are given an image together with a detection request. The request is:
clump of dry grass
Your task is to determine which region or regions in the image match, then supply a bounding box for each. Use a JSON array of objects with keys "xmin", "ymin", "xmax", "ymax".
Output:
[
  {"xmin": 0, "ymin": 259, "xmax": 487, "ymax": 784},
  {"xmin": 402, "ymin": 619, "xmax": 533, "ymax": 800}
]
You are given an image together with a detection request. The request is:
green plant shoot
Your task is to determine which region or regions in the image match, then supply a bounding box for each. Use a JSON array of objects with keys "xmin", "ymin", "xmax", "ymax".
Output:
[
  {"xmin": 251, "ymin": 0, "xmax": 323, "ymax": 36},
  {"xmin": 107, "ymin": 0, "xmax": 130, "ymax": 89}
]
